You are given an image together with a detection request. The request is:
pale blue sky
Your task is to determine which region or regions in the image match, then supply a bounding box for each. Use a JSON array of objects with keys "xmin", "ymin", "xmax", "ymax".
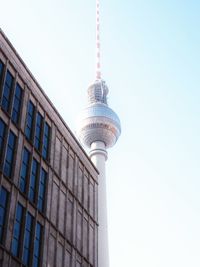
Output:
[{"xmin": 1, "ymin": 0, "xmax": 200, "ymax": 266}]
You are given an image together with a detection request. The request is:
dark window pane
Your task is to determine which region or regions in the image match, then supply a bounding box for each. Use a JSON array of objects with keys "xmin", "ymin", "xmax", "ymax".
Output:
[
  {"xmin": 19, "ymin": 148, "xmax": 30, "ymax": 193},
  {"xmin": 0, "ymin": 119, "xmax": 6, "ymax": 161},
  {"xmin": 0, "ymin": 61, "xmax": 4, "ymax": 82},
  {"xmin": 42, "ymin": 122, "xmax": 50, "ymax": 160},
  {"xmin": 33, "ymin": 258, "xmax": 39, "ymax": 267},
  {"xmin": 13, "ymin": 222, "xmax": 21, "ymax": 238},
  {"xmin": 34, "ymin": 112, "xmax": 43, "ymax": 151},
  {"xmin": 11, "ymin": 203, "xmax": 23, "ymax": 257},
  {"xmin": 33, "ymin": 223, "xmax": 42, "ymax": 267},
  {"xmin": 11, "ymin": 238, "xmax": 18, "ymax": 256},
  {"xmin": 29, "ymin": 159, "xmax": 39, "ymax": 203},
  {"xmin": 3, "ymin": 131, "xmax": 16, "ymax": 178},
  {"xmin": 16, "ymin": 204, "xmax": 23, "ymax": 222},
  {"xmin": 25, "ymin": 101, "xmax": 35, "ymax": 140},
  {"xmin": 0, "ymin": 187, "xmax": 8, "ymax": 243},
  {"xmin": 23, "ymin": 248, "xmax": 29, "ymax": 265},
  {"xmin": 38, "ymin": 169, "xmax": 47, "ymax": 212},
  {"xmin": 2, "ymin": 70, "xmax": 13, "ymax": 112},
  {"xmin": 0, "ymin": 206, "xmax": 5, "ymax": 225},
  {"xmin": 0, "ymin": 189, "xmax": 7, "ymax": 207},
  {"xmin": 11, "ymin": 84, "xmax": 23, "ymax": 125},
  {"xmin": 22, "ymin": 212, "xmax": 33, "ymax": 266}
]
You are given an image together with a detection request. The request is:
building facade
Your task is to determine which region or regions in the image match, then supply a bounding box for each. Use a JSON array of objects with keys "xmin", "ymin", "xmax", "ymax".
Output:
[{"xmin": 0, "ymin": 29, "xmax": 98, "ymax": 267}]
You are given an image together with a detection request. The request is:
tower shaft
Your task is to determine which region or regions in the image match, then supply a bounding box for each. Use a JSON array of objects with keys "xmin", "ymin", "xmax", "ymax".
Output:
[{"xmin": 90, "ymin": 141, "xmax": 109, "ymax": 267}]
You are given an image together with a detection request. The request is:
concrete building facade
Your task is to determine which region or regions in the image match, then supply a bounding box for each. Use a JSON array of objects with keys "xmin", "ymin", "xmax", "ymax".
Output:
[{"xmin": 0, "ymin": 29, "xmax": 98, "ymax": 267}]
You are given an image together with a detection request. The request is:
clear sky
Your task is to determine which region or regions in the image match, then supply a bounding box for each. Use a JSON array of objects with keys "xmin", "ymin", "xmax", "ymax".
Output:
[{"xmin": 1, "ymin": 0, "xmax": 200, "ymax": 266}]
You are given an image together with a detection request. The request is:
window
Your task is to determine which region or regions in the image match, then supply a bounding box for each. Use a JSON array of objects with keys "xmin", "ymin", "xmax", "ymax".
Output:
[
  {"xmin": 12, "ymin": 83, "xmax": 23, "ymax": 125},
  {"xmin": 42, "ymin": 122, "xmax": 50, "ymax": 160},
  {"xmin": 34, "ymin": 112, "xmax": 43, "ymax": 151},
  {"xmin": 11, "ymin": 203, "xmax": 23, "ymax": 257},
  {"xmin": 2, "ymin": 70, "xmax": 14, "ymax": 112},
  {"xmin": 0, "ymin": 187, "xmax": 8, "ymax": 243},
  {"xmin": 12, "ymin": 206, "xmax": 43, "ymax": 265},
  {"xmin": 0, "ymin": 60, "xmax": 4, "ymax": 83},
  {"xmin": 29, "ymin": 158, "xmax": 39, "ymax": 203},
  {"xmin": 25, "ymin": 101, "xmax": 35, "ymax": 140},
  {"xmin": 38, "ymin": 168, "xmax": 47, "ymax": 212},
  {"xmin": 0, "ymin": 119, "xmax": 6, "ymax": 161},
  {"xmin": 33, "ymin": 222, "xmax": 42, "ymax": 267},
  {"xmin": 19, "ymin": 148, "xmax": 30, "ymax": 193},
  {"xmin": 3, "ymin": 131, "xmax": 16, "ymax": 178},
  {"xmin": 22, "ymin": 212, "xmax": 33, "ymax": 266}
]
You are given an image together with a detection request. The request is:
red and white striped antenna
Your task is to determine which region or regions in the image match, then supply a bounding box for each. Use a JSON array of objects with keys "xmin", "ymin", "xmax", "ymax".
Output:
[{"xmin": 96, "ymin": 0, "xmax": 101, "ymax": 80}]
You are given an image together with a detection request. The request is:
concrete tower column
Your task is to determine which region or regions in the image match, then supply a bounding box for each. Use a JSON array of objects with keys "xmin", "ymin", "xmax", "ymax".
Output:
[{"xmin": 90, "ymin": 141, "xmax": 109, "ymax": 267}]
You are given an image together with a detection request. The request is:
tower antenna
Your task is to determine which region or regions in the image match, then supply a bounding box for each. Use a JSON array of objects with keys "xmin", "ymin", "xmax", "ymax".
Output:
[{"xmin": 96, "ymin": 0, "xmax": 101, "ymax": 80}]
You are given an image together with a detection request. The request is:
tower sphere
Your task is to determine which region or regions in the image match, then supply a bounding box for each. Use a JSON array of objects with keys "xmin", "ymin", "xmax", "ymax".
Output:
[{"xmin": 77, "ymin": 79, "xmax": 121, "ymax": 149}]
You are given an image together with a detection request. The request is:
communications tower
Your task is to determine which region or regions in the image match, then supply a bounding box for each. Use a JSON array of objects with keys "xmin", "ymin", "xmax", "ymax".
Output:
[{"xmin": 77, "ymin": 1, "xmax": 121, "ymax": 266}]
